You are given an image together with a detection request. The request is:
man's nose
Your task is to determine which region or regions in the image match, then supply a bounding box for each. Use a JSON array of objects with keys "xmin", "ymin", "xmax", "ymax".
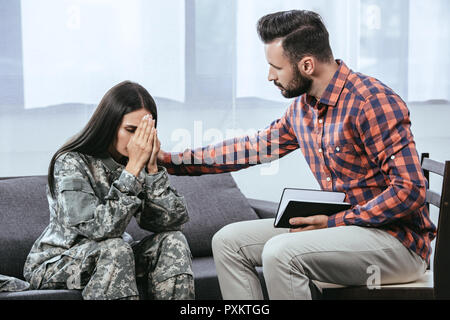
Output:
[{"xmin": 268, "ymin": 68, "xmax": 277, "ymax": 82}]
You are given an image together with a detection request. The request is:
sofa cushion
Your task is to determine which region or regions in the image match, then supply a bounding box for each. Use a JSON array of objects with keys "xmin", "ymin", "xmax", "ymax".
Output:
[
  {"xmin": 192, "ymin": 257, "xmax": 222, "ymax": 300},
  {"xmin": 127, "ymin": 173, "xmax": 259, "ymax": 257},
  {"xmin": 0, "ymin": 289, "xmax": 82, "ymax": 300},
  {"xmin": 125, "ymin": 173, "xmax": 260, "ymax": 257},
  {"xmin": 167, "ymin": 173, "xmax": 259, "ymax": 257}
]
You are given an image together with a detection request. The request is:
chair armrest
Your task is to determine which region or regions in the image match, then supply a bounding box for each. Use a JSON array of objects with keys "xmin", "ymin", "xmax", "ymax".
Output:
[{"xmin": 247, "ymin": 198, "xmax": 278, "ymax": 219}]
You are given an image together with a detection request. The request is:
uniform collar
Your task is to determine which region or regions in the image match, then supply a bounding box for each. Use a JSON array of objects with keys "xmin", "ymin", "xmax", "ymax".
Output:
[
  {"xmin": 306, "ymin": 59, "xmax": 350, "ymax": 108},
  {"xmin": 99, "ymin": 153, "xmax": 125, "ymax": 172}
]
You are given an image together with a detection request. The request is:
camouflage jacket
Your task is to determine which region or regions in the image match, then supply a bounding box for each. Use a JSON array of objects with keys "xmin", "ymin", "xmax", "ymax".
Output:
[{"xmin": 23, "ymin": 151, "xmax": 189, "ymax": 281}]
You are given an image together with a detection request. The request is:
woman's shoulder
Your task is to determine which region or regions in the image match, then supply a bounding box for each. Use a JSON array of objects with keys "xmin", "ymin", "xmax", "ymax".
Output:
[
  {"xmin": 54, "ymin": 151, "xmax": 91, "ymax": 175},
  {"xmin": 55, "ymin": 151, "xmax": 84, "ymax": 164}
]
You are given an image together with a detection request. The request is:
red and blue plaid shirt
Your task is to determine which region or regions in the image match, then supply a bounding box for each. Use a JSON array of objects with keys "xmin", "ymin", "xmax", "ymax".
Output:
[{"xmin": 161, "ymin": 60, "xmax": 437, "ymax": 263}]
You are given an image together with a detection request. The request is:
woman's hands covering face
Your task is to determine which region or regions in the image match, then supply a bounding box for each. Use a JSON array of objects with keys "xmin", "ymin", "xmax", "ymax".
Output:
[{"xmin": 125, "ymin": 114, "xmax": 159, "ymax": 176}]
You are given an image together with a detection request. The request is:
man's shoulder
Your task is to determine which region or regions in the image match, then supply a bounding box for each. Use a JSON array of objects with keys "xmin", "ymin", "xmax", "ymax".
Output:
[{"xmin": 344, "ymin": 70, "xmax": 399, "ymax": 103}]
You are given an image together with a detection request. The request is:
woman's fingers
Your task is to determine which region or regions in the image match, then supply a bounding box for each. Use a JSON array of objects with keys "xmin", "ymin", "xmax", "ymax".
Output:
[
  {"xmin": 141, "ymin": 118, "xmax": 152, "ymax": 146},
  {"xmin": 133, "ymin": 116, "xmax": 155, "ymax": 159},
  {"xmin": 138, "ymin": 116, "xmax": 149, "ymax": 143},
  {"xmin": 149, "ymin": 128, "xmax": 160, "ymax": 164},
  {"xmin": 147, "ymin": 120, "xmax": 156, "ymax": 144},
  {"xmin": 153, "ymin": 129, "xmax": 159, "ymax": 151},
  {"xmin": 134, "ymin": 115, "xmax": 147, "ymax": 140},
  {"xmin": 154, "ymin": 130, "xmax": 160, "ymax": 156},
  {"xmin": 134, "ymin": 115, "xmax": 149, "ymax": 140}
]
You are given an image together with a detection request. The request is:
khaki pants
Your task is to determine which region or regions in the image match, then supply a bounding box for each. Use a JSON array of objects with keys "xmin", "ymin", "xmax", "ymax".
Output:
[{"xmin": 212, "ymin": 219, "xmax": 427, "ymax": 300}]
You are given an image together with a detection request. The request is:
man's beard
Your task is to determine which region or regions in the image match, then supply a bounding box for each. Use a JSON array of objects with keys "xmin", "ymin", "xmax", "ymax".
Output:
[{"xmin": 275, "ymin": 66, "xmax": 312, "ymax": 99}]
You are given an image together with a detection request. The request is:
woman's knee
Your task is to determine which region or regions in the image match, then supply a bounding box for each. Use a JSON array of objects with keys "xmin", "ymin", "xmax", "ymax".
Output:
[
  {"xmin": 148, "ymin": 231, "xmax": 194, "ymax": 283},
  {"xmin": 137, "ymin": 231, "xmax": 192, "ymax": 261},
  {"xmin": 98, "ymin": 237, "xmax": 134, "ymax": 262},
  {"xmin": 159, "ymin": 231, "xmax": 190, "ymax": 252},
  {"xmin": 153, "ymin": 231, "xmax": 193, "ymax": 270}
]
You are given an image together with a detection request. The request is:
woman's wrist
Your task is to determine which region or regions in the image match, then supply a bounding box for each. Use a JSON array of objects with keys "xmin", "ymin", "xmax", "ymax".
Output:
[
  {"xmin": 146, "ymin": 164, "xmax": 158, "ymax": 174},
  {"xmin": 125, "ymin": 163, "xmax": 143, "ymax": 177}
]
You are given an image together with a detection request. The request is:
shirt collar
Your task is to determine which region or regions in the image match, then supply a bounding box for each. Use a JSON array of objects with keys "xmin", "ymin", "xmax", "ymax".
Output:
[{"xmin": 307, "ymin": 59, "xmax": 350, "ymax": 108}]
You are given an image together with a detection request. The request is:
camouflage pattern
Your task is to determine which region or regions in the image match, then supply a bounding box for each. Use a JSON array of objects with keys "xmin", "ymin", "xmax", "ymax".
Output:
[
  {"xmin": 134, "ymin": 231, "xmax": 194, "ymax": 300},
  {"xmin": 23, "ymin": 151, "xmax": 194, "ymax": 300},
  {"xmin": 0, "ymin": 275, "xmax": 30, "ymax": 292}
]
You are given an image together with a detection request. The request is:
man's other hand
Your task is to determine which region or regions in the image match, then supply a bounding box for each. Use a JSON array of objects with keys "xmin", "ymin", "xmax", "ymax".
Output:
[{"xmin": 289, "ymin": 215, "xmax": 328, "ymax": 233}]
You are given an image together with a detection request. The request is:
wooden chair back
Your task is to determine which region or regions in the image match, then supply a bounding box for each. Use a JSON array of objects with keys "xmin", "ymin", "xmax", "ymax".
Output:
[{"xmin": 421, "ymin": 153, "xmax": 450, "ymax": 299}]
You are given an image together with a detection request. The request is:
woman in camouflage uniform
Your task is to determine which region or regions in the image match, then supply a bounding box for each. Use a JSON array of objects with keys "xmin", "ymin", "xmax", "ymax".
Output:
[{"xmin": 23, "ymin": 81, "xmax": 194, "ymax": 300}]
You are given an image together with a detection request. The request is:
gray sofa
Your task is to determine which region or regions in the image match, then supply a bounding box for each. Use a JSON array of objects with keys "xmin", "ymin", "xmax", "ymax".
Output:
[{"xmin": 0, "ymin": 173, "xmax": 277, "ymax": 300}]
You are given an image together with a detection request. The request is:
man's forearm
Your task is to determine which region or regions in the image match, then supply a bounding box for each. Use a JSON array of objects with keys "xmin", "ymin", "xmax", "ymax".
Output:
[
  {"xmin": 159, "ymin": 112, "xmax": 299, "ymax": 176},
  {"xmin": 159, "ymin": 147, "xmax": 253, "ymax": 176}
]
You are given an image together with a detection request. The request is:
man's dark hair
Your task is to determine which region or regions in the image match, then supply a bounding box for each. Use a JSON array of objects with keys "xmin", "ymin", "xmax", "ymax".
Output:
[{"xmin": 257, "ymin": 10, "xmax": 334, "ymax": 64}]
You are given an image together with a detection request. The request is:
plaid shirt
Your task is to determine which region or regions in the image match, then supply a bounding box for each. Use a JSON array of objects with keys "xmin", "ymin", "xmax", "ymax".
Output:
[{"xmin": 161, "ymin": 60, "xmax": 437, "ymax": 263}]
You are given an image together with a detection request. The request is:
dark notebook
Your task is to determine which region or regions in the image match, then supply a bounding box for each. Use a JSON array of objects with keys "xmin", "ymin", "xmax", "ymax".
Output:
[{"xmin": 274, "ymin": 188, "xmax": 352, "ymax": 228}]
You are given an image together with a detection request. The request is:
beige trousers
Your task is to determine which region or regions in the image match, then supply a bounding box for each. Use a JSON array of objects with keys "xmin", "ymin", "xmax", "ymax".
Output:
[{"xmin": 211, "ymin": 219, "xmax": 427, "ymax": 300}]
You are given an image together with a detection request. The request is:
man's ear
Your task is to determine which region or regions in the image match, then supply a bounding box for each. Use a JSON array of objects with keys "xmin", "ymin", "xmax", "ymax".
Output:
[{"xmin": 297, "ymin": 56, "xmax": 315, "ymax": 76}]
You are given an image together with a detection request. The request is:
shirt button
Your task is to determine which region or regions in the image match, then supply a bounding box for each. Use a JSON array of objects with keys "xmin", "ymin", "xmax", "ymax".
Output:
[
  {"xmin": 326, "ymin": 177, "xmax": 331, "ymax": 182},
  {"xmin": 319, "ymin": 148, "xmax": 323, "ymax": 153},
  {"xmin": 319, "ymin": 119, "xmax": 323, "ymax": 124},
  {"xmin": 391, "ymin": 155, "xmax": 396, "ymax": 160},
  {"xmin": 335, "ymin": 147, "xmax": 340, "ymax": 152}
]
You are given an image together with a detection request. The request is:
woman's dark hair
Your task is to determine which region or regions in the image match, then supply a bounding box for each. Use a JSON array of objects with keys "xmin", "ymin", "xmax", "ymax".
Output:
[
  {"xmin": 47, "ymin": 80, "xmax": 157, "ymax": 198},
  {"xmin": 257, "ymin": 10, "xmax": 333, "ymax": 64}
]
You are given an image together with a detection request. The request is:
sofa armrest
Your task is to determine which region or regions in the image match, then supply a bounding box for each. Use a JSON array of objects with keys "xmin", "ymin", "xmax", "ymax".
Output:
[{"xmin": 247, "ymin": 198, "xmax": 278, "ymax": 219}]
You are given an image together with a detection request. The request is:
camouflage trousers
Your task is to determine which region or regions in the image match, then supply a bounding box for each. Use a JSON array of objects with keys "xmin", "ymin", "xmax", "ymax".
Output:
[{"xmin": 28, "ymin": 231, "xmax": 195, "ymax": 300}]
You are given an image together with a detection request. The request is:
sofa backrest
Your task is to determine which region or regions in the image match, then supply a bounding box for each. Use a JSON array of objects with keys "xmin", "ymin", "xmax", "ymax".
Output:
[
  {"xmin": 0, "ymin": 176, "xmax": 50, "ymax": 279},
  {"xmin": 167, "ymin": 173, "xmax": 260, "ymax": 257},
  {"xmin": 0, "ymin": 173, "xmax": 259, "ymax": 279}
]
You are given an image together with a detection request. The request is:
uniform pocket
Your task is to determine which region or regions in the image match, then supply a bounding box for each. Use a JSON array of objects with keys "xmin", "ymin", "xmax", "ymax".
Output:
[
  {"xmin": 58, "ymin": 177, "xmax": 97, "ymax": 226},
  {"xmin": 325, "ymin": 143, "xmax": 367, "ymax": 180}
]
